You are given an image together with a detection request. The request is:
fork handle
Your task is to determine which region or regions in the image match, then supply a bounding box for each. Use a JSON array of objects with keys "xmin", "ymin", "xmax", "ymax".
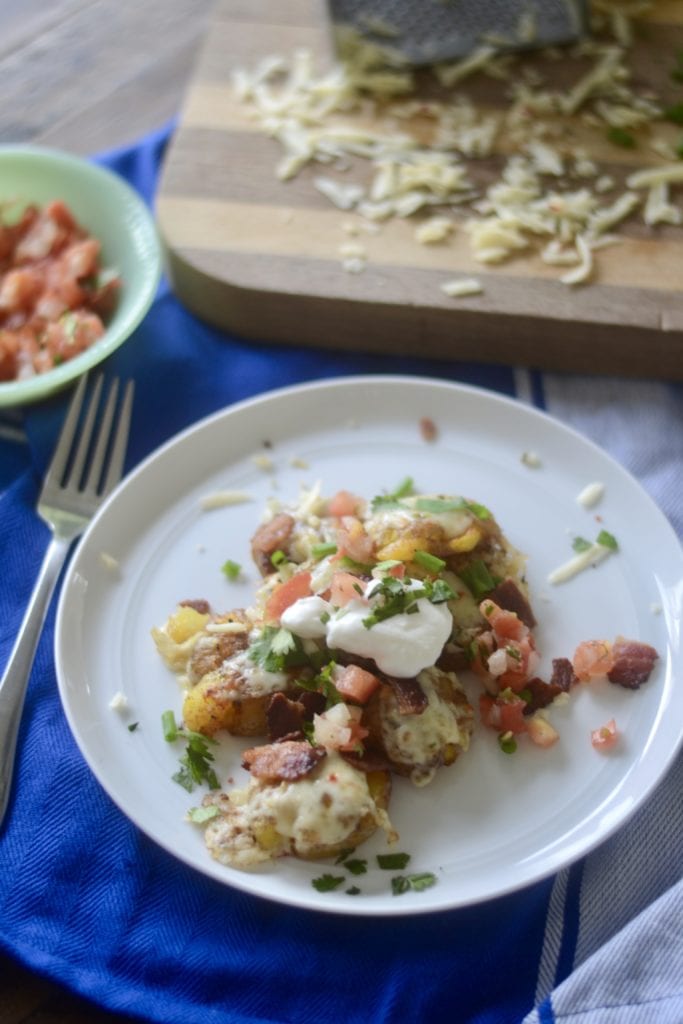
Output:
[{"xmin": 0, "ymin": 535, "xmax": 72, "ymax": 828}]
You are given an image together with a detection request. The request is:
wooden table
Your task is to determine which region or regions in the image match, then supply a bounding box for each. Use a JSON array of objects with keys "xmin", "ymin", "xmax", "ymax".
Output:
[{"xmin": 0, "ymin": 1, "xmax": 212, "ymax": 1020}]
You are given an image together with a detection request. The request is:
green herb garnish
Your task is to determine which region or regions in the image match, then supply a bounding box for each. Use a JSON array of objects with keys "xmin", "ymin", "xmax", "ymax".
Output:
[
  {"xmin": 346, "ymin": 886, "xmax": 362, "ymax": 896},
  {"xmin": 572, "ymin": 536, "xmax": 592, "ymax": 553},
  {"xmin": 370, "ymin": 476, "xmax": 415, "ymax": 511},
  {"xmin": 162, "ymin": 712, "xmax": 220, "ymax": 792},
  {"xmin": 596, "ymin": 529, "xmax": 618, "ymax": 551},
  {"xmin": 344, "ymin": 858, "xmax": 368, "ymax": 875},
  {"xmin": 187, "ymin": 804, "xmax": 221, "ymax": 824},
  {"xmin": 127, "ymin": 722, "xmax": 139, "ymax": 732},
  {"xmin": 413, "ymin": 550, "xmax": 446, "ymax": 573},
  {"xmin": 458, "ymin": 559, "xmax": 499, "ymax": 600},
  {"xmin": 312, "ymin": 874, "xmax": 346, "ymax": 892},
  {"xmin": 498, "ymin": 733, "xmax": 518, "ymax": 755},
  {"xmin": 311, "ymin": 542, "xmax": 338, "ymax": 559},
  {"xmin": 377, "ymin": 852, "xmax": 411, "ymax": 870},
  {"xmin": 221, "ymin": 559, "xmax": 241, "ymax": 581},
  {"xmin": 413, "ymin": 496, "xmax": 491, "ymax": 519},
  {"xmin": 362, "ymin": 576, "xmax": 455, "ymax": 629},
  {"xmin": 606, "ymin": 127, "xmax": 636, "ymax": 148},
  {"xmin": 391, "ymin": 872, "xmax": 437, "ymax": 895},
  {"xmin": 270, "ymin": 549, "xmax": 287, "ymax": 567},
  {"xmin": 248, "ymin": 625, "xmax": 312, "ymax": 673}
]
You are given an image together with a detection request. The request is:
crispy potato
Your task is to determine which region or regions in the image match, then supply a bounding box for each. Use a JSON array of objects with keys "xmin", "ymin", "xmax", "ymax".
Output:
[
  {"xmin": 293, "ymin": 769, "xmax": 393, "ymax": 860},
  {"xmin": 182, "ymin": 681, "xmax": 273, "ymax": 737}
]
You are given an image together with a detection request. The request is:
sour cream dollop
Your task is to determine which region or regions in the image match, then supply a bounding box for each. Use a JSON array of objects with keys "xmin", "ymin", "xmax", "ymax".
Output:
[{"xmin": 280, "ymin": 577, "xmax": 452, "ymax": 678}]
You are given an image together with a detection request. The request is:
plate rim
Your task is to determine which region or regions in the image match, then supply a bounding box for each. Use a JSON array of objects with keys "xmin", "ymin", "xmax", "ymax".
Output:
[{"xmin": 54, "ymin": 373, "xmax": 683, "ymax": 916}]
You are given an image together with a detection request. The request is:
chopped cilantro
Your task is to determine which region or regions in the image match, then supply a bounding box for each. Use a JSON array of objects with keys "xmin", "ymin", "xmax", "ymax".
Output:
[
  {"xmin": 346, "ymin": 886, "xmax": 362, "ymax": 896},
  {"xmin": 362, "ymin": 576, "xmax": 455, "ymax": 629},
  {"xmin": 413, "ymin": 550, "xmax": 446, "ymax": 573},
  {"xmin": 518, "ymin": 688, "xmax": 532, "ymax": 704},
  {"xmin": 606, "ymin": 127, "xmax": 636, "ymax": 148},
  {"xmin": 334, "ymin": 848, "xmax": 355, "ymax": 864},
  {"xmin": 572, "ymin": 536, "xmax": 592, "ymax": 553},
  {"xmin": 458, "ymin": 559, "xmax": 499, "ymax": 600},
  {"xmin": 248, "ymin": 626, "xmax": 312, "ymax": 673},
  {"xmin": 370, "ymin": 476, "xmax": 415, "ymax": 511},
  {"xmin": 596, "ymin": 529, "xmax": 618, "ymax": 551},
  {"xmin": 311, "ymin": 542, "xmax": 337, "ymax": 559},
  {"xmin": 344, "ymin": 858, "xmax": 368, "ymax": 876},
  {"xmin": 377, "ymin": 852, "xmax": 411, "ymax": 870},
  {"xmin": 221, "ymin": 559, "xmax": 241, "ymax": 581},
  {"xmin": 127, "ymin": 722, "xmax": 139, "ymax": 732},
  {"xmin": 162, "ymin": 715, "xmax": 220, "ymax": 792},
  {"xmin": 296, "ymin": 661, "xmax": 343, "ymax": 709},
  {"xmin": 312, "ymin": 874, "xmax": 346, "ymax": 892},
  {"xmin": 187, "ymin": 804, "xmax": 221, "ymax": 824},
  {"xmin": 391, "ymin": 872, "xmax": 437, "ymax": 895}
]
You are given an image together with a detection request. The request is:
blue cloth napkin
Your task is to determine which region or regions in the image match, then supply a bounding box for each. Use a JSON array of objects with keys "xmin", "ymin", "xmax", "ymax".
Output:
[{"xmin": 0, "ymin": 125, "xmax": 681, "ymax": 1024}]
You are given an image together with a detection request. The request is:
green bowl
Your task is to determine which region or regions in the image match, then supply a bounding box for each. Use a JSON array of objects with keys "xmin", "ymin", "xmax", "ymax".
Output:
[{"xmin": 0, "ymin": 145, "xmax": 161, "ymax": 408}]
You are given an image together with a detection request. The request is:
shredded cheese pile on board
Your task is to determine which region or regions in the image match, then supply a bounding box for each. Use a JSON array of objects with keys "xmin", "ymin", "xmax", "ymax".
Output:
[{"xmin": 232, "ymin": 0, "xmax": 682, "ymax": 290}]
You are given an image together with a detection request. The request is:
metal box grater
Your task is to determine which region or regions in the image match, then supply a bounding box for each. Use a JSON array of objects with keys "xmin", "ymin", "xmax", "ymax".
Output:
[{"xmin": 328, "ymin": 0, "xmax": 589, "ymax": 65}]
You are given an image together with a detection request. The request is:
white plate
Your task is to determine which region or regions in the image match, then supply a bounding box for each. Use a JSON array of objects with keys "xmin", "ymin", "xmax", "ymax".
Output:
[{"xmin": 55, "ymin": 376, "xmax": 682, "ymax": 916}]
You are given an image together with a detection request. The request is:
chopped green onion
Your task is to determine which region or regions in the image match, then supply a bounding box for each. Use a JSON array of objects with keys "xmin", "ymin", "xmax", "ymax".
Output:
[
  {"xmin": 221, "ymin": 559, "xmax": 241, "ymax": 581},
  {"xmin": 377, "ymin": 852, "xmax": 411, "ymax": 870},
  {"xmin": 311, "ymin": 542, "xmax": 338, "ymax": 559},
  {"xmin": 187, "ymin": 804, "xmax": 220, "ymax": 824},
  {"xmin": 162, "ymin": 709, "xmax": 178, "ymax": 743},
  {"xmin": 413, "ymin": 550, "xmax": 446, "ymax": 573},
  {"xmin": 458, "ymin": 559, "xmax": 498, "ymax": 600},
  {"xmin": 270, "ymin": 549, "xmax": 287, "ymax": 567},
  {"xmin": 370, "ymin": 476, "xmax": 415, "ymax": 511},
  {"xmin": 498, "ymin": 733, "xmax": 518, "ymax": 755},
  {"xmin": 391, "ymin": 872, "xmax": 437, "ymax": 895},
  {"xmin": 572, "ymin": 536, "xmax": 592, "ymax": 553}
]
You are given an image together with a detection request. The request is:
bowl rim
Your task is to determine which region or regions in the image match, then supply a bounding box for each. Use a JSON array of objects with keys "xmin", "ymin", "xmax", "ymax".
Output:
[{"xmin": 0, "ymin": 143, "xmax": 162, "ymax": 408}]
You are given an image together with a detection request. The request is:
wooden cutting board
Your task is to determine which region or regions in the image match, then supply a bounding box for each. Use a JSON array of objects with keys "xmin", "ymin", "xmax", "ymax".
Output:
[{"xmin": 156, "ymin": 0, "xmax": 683, "ymax": 378}]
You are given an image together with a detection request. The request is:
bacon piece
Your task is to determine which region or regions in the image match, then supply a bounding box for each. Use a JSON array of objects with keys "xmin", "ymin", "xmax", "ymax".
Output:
[
  {"xmin": 342, "ymin": 749, "xmax": 394, "ymax": 773},
  {"xmin": 488, "ymin": 578, "xmax": 536, "ymax": 628},
  {"xmin": 607, "ymin": 638, "xmax": 658, "ymax": 690},
  {"xmin": 250, "ymin": 512, "xmax": 295, "ymax": 575},
  {"xmin": 550, "ymin": 657, "xmax": 578, "ymax": 692},
  {"xmin": 436, "ymin": 643, "xmax": 469, "ymax": 673},
  {"xmin": 267, "ymin": 693, "xmax": 306, "ymax": 742},
  {"xmin": 385, "ymin": 675, "xmax": 428, "ymax": 715},
  {"xmin": 521, "ymin": 659, "xmax": 577, "ymax": 715},
  {"xmin": 242, "ymin": 740, "xmax": 326, "ymax": 782},
  {"xmin": 180, "ymin": 598, "xmax": 211, "ymax": 615}
]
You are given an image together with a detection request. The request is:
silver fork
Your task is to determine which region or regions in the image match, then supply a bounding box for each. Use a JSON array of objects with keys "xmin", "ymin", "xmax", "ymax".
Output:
[{"xmin": 0, "ymin": 373, "xmax": 134, "ymax": 826}]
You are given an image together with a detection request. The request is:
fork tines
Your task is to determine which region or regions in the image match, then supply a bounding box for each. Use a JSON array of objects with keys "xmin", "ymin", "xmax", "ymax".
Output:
[{"xmin": 46, "ymin": 374, "xmax": 135, "ymax": 498}]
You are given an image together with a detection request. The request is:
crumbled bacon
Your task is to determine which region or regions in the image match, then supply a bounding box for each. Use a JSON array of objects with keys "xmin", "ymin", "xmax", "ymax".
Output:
[
  {"xmin": 488, "ymin": 578, "xmax": 536, "ymax": 628},
  {"xmin": 550, "ymin": 657, "xmax": 578, "ymax": 692},
  {"xmin": 180, "ymin": 598, "xmax": 211, "ymax": 614},
  {"xmin": 242, "ymin": 740, "xmax": 326, "ymax": 781},
  {"xmin": 250, "ymin": 512, "xmax": 295, "ymax": 575},
  {"xmin": 607, "ymin": 637, "xmax": 658, "ymax": 690},
  {"xmin": 419, "ymin": 416, "xmax": 438, "ymax": 442},
  {"xmin": 385, "ymin": 675, "xmax": 428, "ymax": 715},
  {"xmin": 266, "ymin": 692, "xmax": 306, "ymax": 741}
]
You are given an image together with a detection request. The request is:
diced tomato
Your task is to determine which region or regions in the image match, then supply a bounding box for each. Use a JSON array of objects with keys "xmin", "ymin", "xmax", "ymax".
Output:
[
  {"xmin": 336, "ymin": 515, "xmax": 374, "ymax": 563},
  {"xmin": 479, "ymin": 599, "xmax": 527, "ymax": 642},
  {"xmin": 572, "ymin": 640, "xmax": 614, "ymax": 682},
  {"xmin": 328, "ymin": 571, "xmax": 366, "ymax": 608},
  {"xmin": 334, "ymin": 664, "xmax": 380, "ymax": 704},
  {"xmin": 264, "ymin": 571, "xmax": 312, "ymax": 623},
  {"xmin": 327, "ymin": 490, "xmax": 362, "ymax": 517},
  {"xmin": 479, "ymin": 694, "xmax": 527, "ymax": 734},
  {"xmin": 527, "ymin": 716, "xmax": 559, "ymax": 748},
  {"xmin": 591, "ymin": 718, "xmax": 618, "ymax": 751},
  {"xmin": 387, "ymin": 562, "xmax": 406, "ymax": 578}
]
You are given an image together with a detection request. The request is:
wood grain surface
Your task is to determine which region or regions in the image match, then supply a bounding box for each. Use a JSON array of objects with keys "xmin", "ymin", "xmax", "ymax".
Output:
[
  {"xmin": 156, "ymin": 0, "xmax": 683, "ymax": 377},
  {"xmin": 0, "ymin": 3, "xmax": 212, "ymax": 1019}
]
